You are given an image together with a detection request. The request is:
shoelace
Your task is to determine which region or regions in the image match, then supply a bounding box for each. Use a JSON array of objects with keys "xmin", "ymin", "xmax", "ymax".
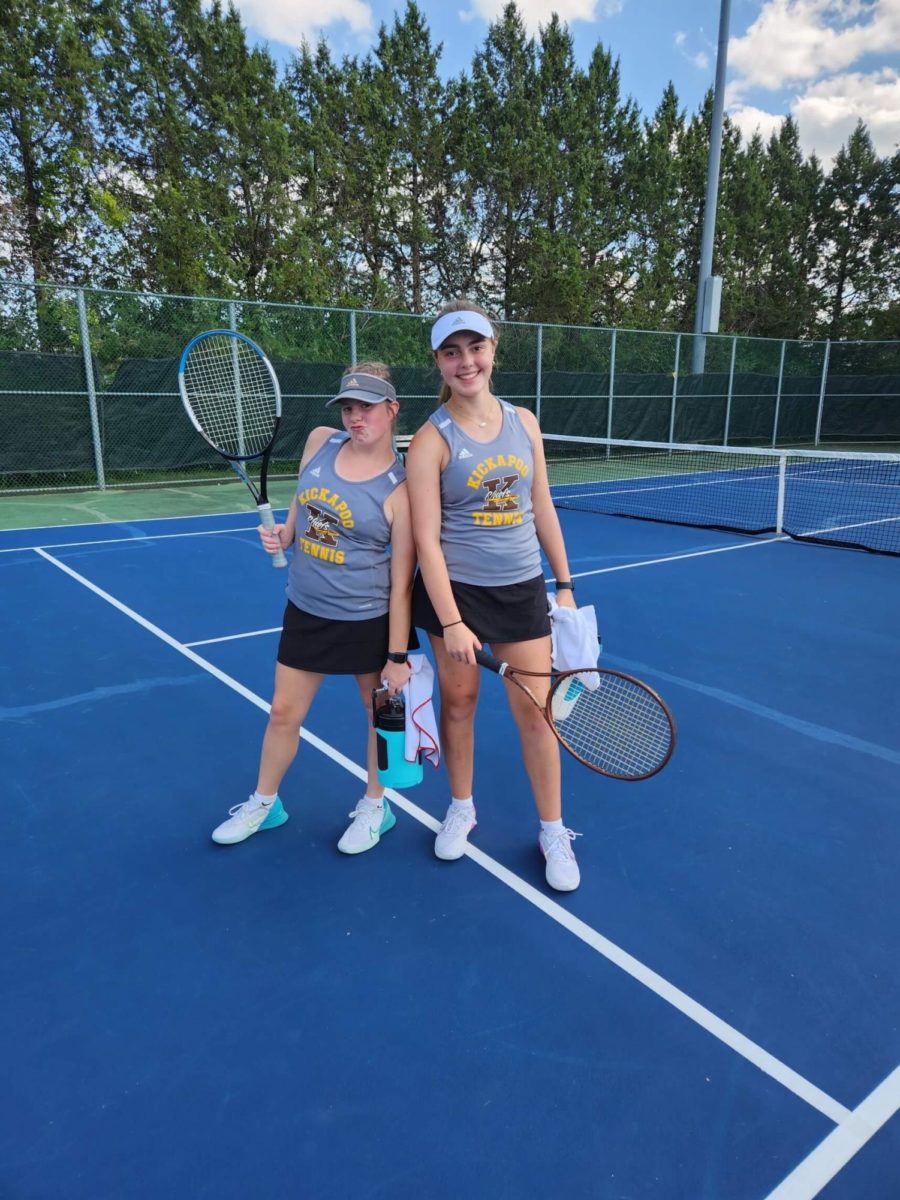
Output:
[
  {"xmin": 544, "ymin": 828, "xmax": 582, "ymax": 860},
  {"xmin": 347, "ymin": 801, "xmax": 382, "ymax": 821},
  {"xmin": 228, "ymin": 800, "xmax": 266, "ymax": 825},
  {"xmin": 440, "ymin": 808, "xmax": 474, "ymax": 837}
]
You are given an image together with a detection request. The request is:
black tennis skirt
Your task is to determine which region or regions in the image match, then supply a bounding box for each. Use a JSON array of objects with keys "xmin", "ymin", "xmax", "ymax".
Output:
[
  {"xmin": 412, "ymin": 571, "xmax": 551, "ymax": 645},
  {"xmin": 277, "ymin": 601, "xmax": 419, "ymax": 675}
]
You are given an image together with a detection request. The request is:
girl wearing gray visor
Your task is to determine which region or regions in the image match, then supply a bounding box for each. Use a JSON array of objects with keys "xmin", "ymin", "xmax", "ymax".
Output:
[
  {"xmin": 211, "ymin": 363, "xmax": 417, "ymax": 855},
  {"xmin": 406, "ymin": 300, "xmax": 582, "ymax": 892}
]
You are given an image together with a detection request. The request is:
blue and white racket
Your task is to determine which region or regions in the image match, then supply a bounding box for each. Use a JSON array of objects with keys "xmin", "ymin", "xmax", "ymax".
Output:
[{"xmin": 178, "ymin": 330, "xmax": 287, "ymax": 567}]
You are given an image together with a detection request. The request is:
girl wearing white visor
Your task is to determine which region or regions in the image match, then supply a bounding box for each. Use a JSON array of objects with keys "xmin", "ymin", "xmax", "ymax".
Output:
[{"xmin": 406, "ymin": 300, "xmax": 582, "ymax": 892}]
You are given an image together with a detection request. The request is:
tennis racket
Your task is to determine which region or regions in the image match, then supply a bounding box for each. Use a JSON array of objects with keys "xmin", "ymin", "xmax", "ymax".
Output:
[
  {"xmin": 178, "ymin": 329, "xmax": 287, "ymax": 567},
  {"xmin": 474, "ymin": 650, "xmax": 675, "ymax": 781}
]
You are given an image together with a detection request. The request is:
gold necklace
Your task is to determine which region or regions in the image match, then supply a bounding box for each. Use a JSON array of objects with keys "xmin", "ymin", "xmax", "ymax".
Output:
[{"xmin": 449, "ymin": 400, "xmax": 495, "ymax": 429}]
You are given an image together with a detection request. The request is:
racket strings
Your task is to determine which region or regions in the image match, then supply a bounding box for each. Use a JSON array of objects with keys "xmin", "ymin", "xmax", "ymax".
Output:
[
  {"xmin": 550, "ymin": 671, "xmax": 672, "ymax": 777},
  {"xmin": 182, "ymin": 336, "xmax": 277, "ymax": 457}
]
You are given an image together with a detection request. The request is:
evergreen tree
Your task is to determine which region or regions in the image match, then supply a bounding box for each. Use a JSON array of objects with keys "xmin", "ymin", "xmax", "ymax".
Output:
[
  {"xmin": 817, "ymin": 124, "xmax": 899, "ymax": 338},
  {"xmin": 628, "ymin": 83, "xmax": 689, "ymax": 330},
  {"xmin": 372, "ymin": 2, "xmax": 447, "ymax": 311},
  {"xmin": 0, "ymin": 0, "xmax": 109, "ymax": 286},
  {"xmin": 466, "ymin": 3, "xmax": 541, "ymax": 317}
]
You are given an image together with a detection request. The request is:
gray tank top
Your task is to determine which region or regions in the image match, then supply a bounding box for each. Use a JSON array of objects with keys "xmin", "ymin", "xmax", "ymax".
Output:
[
  {"xmin": 431, "ymin": 401, "xmax": 541, "ymax": 585},
  {"xmin": 286, "ymin": 433, "xmax": 404, "ymax": 620}
]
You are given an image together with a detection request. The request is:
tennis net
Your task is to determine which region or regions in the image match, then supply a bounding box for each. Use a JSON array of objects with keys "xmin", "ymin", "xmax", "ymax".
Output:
[{"xmin": 545, "ymin": 435, "xmax": 900, "ymax": 555}]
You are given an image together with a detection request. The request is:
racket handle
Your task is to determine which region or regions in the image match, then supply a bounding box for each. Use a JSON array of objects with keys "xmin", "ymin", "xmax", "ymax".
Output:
[
  {"xmin": 257, "ymin": 502, "xmax": 288, "ymax": 568},
  {"xmin": 474, "ymin": 649, "xmax": 505, "ymax": 674}
]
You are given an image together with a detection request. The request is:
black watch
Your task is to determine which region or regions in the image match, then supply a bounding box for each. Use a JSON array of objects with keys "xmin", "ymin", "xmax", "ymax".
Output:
[
  {"xmin": 386, "ymin": 651, "xmax": 408, "ymax": 663},
  {"xmin": 555, "ymin": 580, "xmax": 575, "ymax": 592}
]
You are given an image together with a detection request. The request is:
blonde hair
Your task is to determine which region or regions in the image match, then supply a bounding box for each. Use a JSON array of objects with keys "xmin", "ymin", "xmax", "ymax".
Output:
[
  {"xmin": 432, "ymin": 299, "xmax": 499, "ymax": 405},
  {"xmin": 347, "ymin": 360, "xmax": 392, "ymax": 382}
]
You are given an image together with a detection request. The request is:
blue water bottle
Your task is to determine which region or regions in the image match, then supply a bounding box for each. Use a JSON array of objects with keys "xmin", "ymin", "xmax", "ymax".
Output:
[{"xmin": 372, "ymin": 687, "xmax": 423, "ymax": 788}]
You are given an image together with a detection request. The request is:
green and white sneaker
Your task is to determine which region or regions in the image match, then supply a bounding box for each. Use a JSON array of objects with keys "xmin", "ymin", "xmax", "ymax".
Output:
[
  {"xmin": 337, "ymin": 798, "xmax": 396, "ymax": 855},
  {"xmin": 211, "ymin": 796, "xmax": 289, "ymax": 845}
]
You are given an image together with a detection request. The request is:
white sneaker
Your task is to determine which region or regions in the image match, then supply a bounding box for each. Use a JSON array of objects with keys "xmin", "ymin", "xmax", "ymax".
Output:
[
  {"xmin": 539, "ymin": 828, "xmax": 582, "ymax": 892},
  {"xmin": 337, "ymin": 798, "xmax": 396, "ymax": 855},
  {"xmin": 434, "ymin": 804, "xmax": 477, "ymax": 861},
  {"xmin": 211, "ymin": 796, "xmax": 288, "ymax": 845}
]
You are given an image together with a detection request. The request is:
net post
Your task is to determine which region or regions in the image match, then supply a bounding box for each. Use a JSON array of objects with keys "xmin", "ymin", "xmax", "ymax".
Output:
[
  {"xmin": 668, "ymin": 334, "xmax": 681, "ymax": 444},
  {"xmin": 723, "ymin": 335, "xmax": 737, "ymax": 445},
  {"xmin": 535, "ymin": 323, "xmax": 543, "ymax": 423},
  {"xmin": 775, "ymin": 453, "xmax": 787, "ymax": 533},
  {"xmin": 815, "ymin": 339, "xmax": 831, "ymax": 447},
  {"xmin": 349, "ymin": 309, "xmax": 357, "ymax": 365},
  {"xmin": 76, "ymin": 288, "xmax": 106, "ymax": 490},
  {"xmin": 772, "ymin": 340, "xmax": 786, "ymax": 446}
]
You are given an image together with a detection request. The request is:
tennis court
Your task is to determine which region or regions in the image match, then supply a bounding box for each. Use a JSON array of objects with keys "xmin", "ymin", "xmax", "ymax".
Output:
[{"xmin": 2, "ymin": 474, "xmax": 899, "ymax": 1198}]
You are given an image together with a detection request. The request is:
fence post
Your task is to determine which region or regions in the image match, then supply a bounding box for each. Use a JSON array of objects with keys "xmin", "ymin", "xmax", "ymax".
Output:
[
  {"xmin": 815, "ymin": 339, "xmax": 831, "ymax": 446},
  {"xmin": 723, "ymin": 335, "xmax": 737, "ymax": 445},
  {"xmin": 228, "ymin": 300, "xmax": 237, "ymax": 332},
  {"xmin": 535, "ymin": 323, "xmax": 543, "ymax": 423},
  {"xmin": 606, "ymin": 327, "xmax": 617, "ymax": 442},
  {"xmin": 349, "ymin": 309, "xmax": 357, "ymax": 365},
  {"xmin": 669, "ymin": 334, "xmax": 681, "ymax": 444},
  {"xmin": 772, "ymin": 340, "xmax": 786, "ymax": 446},
  {"xmin": 76, "ymin": 289, "xmax": 106, "ymax": 490}
]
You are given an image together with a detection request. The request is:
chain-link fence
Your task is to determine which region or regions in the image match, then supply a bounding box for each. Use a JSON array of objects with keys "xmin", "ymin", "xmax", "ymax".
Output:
[{"xmin": 1, "ymin": 281, "xmax": 898, "ymax": 494}]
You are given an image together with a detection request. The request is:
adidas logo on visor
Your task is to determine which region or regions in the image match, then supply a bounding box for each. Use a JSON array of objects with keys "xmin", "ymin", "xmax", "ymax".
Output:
[
  {"xmin": 347, "ymin": 377, "xmax": 359, "ymax": 387},
  {"xmin": 452, "ymin": 317, "xmax": 465, "ymax": 326}
]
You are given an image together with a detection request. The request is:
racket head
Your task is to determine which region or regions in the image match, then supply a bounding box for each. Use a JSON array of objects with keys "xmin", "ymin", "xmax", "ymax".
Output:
[
  {"xmin": 178, "ymin": 330, "xmax": 281, "ymax": 460},
  {"xmin": 546, "ymin": 668, "xmax": 676, "ymax": 781}
]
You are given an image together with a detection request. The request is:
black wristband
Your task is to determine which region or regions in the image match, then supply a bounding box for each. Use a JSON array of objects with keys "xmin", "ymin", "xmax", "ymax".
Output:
[
  {"xmin": 386, "ymin": 651, "xmax": 408, "ymax": 663},
  {"xmin": 442, "ymin": 619, "xmax": 464, "ymax": 629},
  {"xmin": 555, "ymin": 580, "xmax": 575, "ymax": 592}
]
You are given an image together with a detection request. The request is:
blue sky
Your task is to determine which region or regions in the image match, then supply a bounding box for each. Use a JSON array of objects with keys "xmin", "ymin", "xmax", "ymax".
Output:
[{"xmin": 229, "ymin": 0, "xmax": 899, "ymax": 165}]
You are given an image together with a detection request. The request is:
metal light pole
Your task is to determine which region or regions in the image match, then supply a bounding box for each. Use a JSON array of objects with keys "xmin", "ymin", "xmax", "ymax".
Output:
[{"xmin": 691, "ymin": 0, "xmax": 732, "ymax": 374}]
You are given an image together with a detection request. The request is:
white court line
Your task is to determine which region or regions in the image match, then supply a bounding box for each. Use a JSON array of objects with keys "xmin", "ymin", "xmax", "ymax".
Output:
[
  {"xmin": 186, "ymin": 627, "xmax": 281, "ymax": 647},
  {"xmin": 568, "ymin": 535, "xmax": 789, "ymax": 579},
  {"xmin": 0, "ymin": 505, "xmax": 288, "ymax": 535},
  {"xmin": 764, "ymin": 1064, "xmax": 900, "ymax": 1199},
  {"xmin": 34, "ymin": 545, "xmax": 850, "ymax": 1128},
  {"xmin": 0, "ymin": 526, "xmax": 257, "ymax": 554}
]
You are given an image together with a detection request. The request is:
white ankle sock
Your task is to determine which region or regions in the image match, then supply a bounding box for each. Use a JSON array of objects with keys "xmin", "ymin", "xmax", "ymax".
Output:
[
  {"xmin": 541, "ymin": 818, "xmax": 564, "ymax": 834},
  {"xmin": 253, "ymin": 791, "xmax": 277, "ymax": 807},
  {"xmin": 364, "ymin": 795, "xmax": 384, "ymax": 807},
  {"xmin": 450, "ymin": 796, "xmax": 474, "ymax": 810}
]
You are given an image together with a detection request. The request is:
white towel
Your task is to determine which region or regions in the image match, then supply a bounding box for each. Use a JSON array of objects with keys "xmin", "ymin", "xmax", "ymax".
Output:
[
  {"xmin": 547, "ymin": 594, "xmax": 601, "ymax": 689},
  {"xmin": 402, "ymin": 654, "xmax": 441, "ymax": 768}
]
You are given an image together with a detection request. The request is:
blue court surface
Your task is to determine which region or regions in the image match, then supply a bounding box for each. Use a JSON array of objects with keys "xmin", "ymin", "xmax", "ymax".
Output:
[{"xmin": 2, "ymin": 505, "xmax": 899, "ymax": 1200}]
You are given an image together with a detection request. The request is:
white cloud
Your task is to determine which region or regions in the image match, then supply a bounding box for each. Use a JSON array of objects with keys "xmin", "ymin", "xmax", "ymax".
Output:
[
  {"xmin": 725, "ymin": 1, "xmax": 900, "ymax": 162},
  {"xmin": 729, "ymin": 105, "xmax": 788, "ymax": 145},
  {"xmin": 692, "ymin": 50, "xmax": 710, "ymax": 70},
  {"xmin": 228, "ymin": 0, "xmax": 373, "ymax": 46},
  {"xmin": 457, "ymin": 0, "xmax": 623, "ymax": 34},
  {"xmin": 729, "ymin": 0, "xmax": 900, "ymax": 96},
  {"xmin": 792, "ymin": 68, "xmax": 900, "ymax": 158},
  {"xmin": 674, "ymin": 30, "xmax": 687, "ymax": 46},
  {"xmin": 730, "ymin": 69, "xmax": 899, "ymax": 163}
]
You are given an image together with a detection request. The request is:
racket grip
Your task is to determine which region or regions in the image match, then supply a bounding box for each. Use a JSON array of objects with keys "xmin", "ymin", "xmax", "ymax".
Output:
[
  {"xmin": 473, "ymin": 649, "xmax": 504, "ymax": 673},
  {"xmin": 257, "ymin": 502, "xmax": 288, "ymax": 568}
]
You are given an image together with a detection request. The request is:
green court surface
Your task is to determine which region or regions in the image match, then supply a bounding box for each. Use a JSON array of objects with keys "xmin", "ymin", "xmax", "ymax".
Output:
[{"xmin": 0, "ymin": 478, "xmax": 299, "ymax": 531}]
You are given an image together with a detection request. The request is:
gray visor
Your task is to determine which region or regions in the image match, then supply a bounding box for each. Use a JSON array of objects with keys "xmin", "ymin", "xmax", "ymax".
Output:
[{"xmin": 325, "ymin": 372, "xmax": 397, "ymax": 406}]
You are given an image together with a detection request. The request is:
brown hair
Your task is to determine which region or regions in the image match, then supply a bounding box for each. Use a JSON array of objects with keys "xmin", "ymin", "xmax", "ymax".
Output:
[{"xmin": 432, "ymin": 299, "xmax": 499, "ymax": 405}]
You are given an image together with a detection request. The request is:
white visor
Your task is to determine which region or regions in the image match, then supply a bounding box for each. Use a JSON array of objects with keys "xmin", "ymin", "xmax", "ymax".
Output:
[{"xmin": 430, "ymin": 310, "xmax": 495, "ymax": 351}]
